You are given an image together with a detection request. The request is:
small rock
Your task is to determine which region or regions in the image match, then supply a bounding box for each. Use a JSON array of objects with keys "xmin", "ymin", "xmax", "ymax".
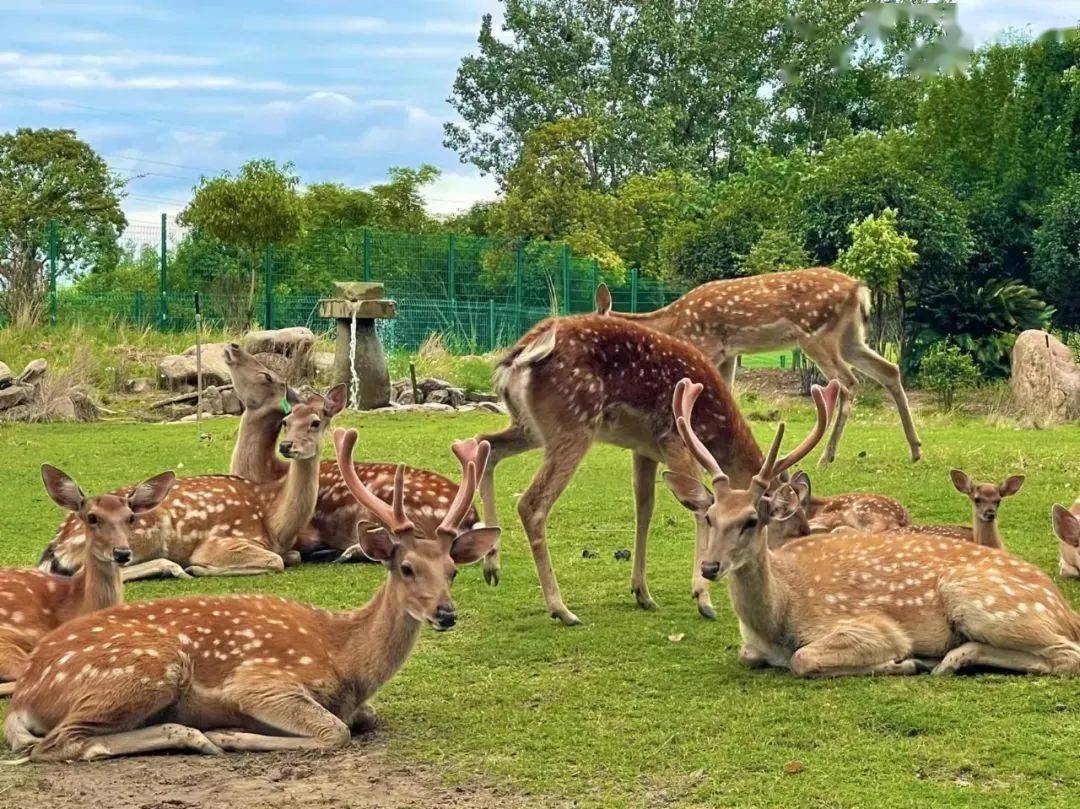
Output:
[
  {"xmin": 614, "ymin": 549, "xmax": 631, "ymax": 562},
  {"xmin": 312, "ymin": 351, "xmax": 335, "ymax": 377},
  {"xmin": 465, "ymin": 390, "xmax": 499, "ymax": 403},
  {"xmin": 0, "ymin": 384, "xmax": 31, "ymax": 411},
  {"xmin": 396, "ymin": 389, "xmax": 416, "ymax": 405},
  {"xmin": 243, "ymin": 327, "xmax": 315, "ymax": 358},
  {"xmin": 420, "ymin": 402, "xmax": 454, "ymax": 412},
  {"xmin": 51, "ymin": 396, "xmax": 77, "ymax": 422},
  {"xmin": 667, "ymin": 633, "xmax": 685, "ymax": 643},
  {"xmin": 125, "ymin": 377, "xmax": 154, "ymax": 395},
  {"xmin": 476, "ymin": 401, "xmax": 507, "ymax": 414},
  {"xmin": 418, "ymin": 377, "xmax": 454, "ymax": 396},
  {"xmin": 427, "ymin": 388, "xmax": 452, "ymax": 405},
  {"xmin": 202, "ymin": 386, "xmax": 224, "ymax": 415},
  {"xmin": 69, "ymin": 391, "xmax": 100, "ymax": 422},
  {"xmin": 220, "ymin": 387, "xmax": 243, "ymax": 415},
  {"xmin": 16, "ymin": 358, "xmax": 47, "ymax": 387},
  {"xmin": 582, "ymin": 548, "xmax": 598, "ymax": 559}
]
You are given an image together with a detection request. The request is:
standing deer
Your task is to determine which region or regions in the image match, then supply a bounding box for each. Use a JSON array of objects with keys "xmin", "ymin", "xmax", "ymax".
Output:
[
  {"xmin": 5, "ymin": 429, "xmax": 498, "ymax": 761},
  {"xmin": 669, "ymin": 381, "xmax": 1080, "ymax": 677},
  {"xmin": 37, "ymin": 386, "xmax": 347, "ymax": 579},
  {"xmin": 889, "ymin": 469, "xmax": 1025, "ymax": 548},
  {"xmin": 0, "ymin": 466, "xmax": 174, "ymax": 697},
  {"xmin": 476, "ymin": 313, "xmax": 836, "ymax": 625},
  {"xmin": 1054, "ymin": 499, "xmax": 1080, "ymax": 579},
  {"xmin": 223, "ymin": 343, "xmax": 479, "ymax": 561},
  {"xmin": 596, "ymin": 267, "xmax": 921, "ymax": 466}
]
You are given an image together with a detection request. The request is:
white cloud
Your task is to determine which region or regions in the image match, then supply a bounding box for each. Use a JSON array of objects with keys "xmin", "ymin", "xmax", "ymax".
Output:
[
  {"xmin": 0, "ymin": 51, "xmax": 217, "ymax": 69},
  {"xmin": 957, "ymin": 1, "xmax": 1080, "ymax": 44},
  {"xmin": 253, "ymin": 15, "xmax": 479, "ymax": 36},
  {"xmin": 422, "ymin": 171, "xmax": 498, "ymax": 215},
  {"xmin": 0, "ymin": 64, "xmax": 304, "ymax": 93}
]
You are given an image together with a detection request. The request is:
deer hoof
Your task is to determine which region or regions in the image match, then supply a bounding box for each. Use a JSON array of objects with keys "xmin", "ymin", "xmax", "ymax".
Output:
[
  {"xmin": 697, "ymin": 602, "xmax": 716, "ymax": 620},
  {"xmin": 632, "ymin": 588, "xmax": 658, "ymax": 611},
  {"xmin": 483, "ymin": 565, "xmax": 500, "ymax": 586},
  {"xmin": 551, "ymin": 608, "xmax": 582, "ymax": 626},
  {"xmin": 910, "ymin": 444, "xmax": 922, "ymax": 463}
]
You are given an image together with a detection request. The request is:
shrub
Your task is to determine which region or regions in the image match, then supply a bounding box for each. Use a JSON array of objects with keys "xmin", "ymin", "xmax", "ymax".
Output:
[{"xmin": 918, "ymin": 342, "xmax": 981, "ymax": 409}]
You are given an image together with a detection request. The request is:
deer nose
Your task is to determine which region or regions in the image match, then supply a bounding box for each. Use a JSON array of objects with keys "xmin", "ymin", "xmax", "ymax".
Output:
[
  {"xmin": 279, "ymin": 441, "xmax": 295, "ymax": 457},
  {"xmin": 701, "ymin": 561, "xmax": 721, "ymax": 581},
  {"xmin": 112, "ymin": 548, "xmax": 133, "ymax": 565},
  {"xmin": 435, "ymin": 604, "xmax": 457, "ymax": 629}
]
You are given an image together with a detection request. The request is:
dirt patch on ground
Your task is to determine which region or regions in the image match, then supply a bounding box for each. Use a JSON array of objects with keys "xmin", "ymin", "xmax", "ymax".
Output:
[{"xmin": 0, "ymin": 737, "xmax": 534, "ymax": 809}]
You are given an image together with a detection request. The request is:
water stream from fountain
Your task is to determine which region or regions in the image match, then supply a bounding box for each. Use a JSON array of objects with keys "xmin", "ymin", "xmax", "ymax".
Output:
[{"xmin": 348, "ymin": 314, "xmax": 360, "ymax": 408}]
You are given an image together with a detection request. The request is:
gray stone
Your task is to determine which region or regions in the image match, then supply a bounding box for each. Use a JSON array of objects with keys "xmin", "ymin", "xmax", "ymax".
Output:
[
  {"xmin": 125, "ymin": 377, "xmax": 154, "ymax": 395},
  {"xmin": 221, "ymin": 387, "xmax": 243, "ymax": 415},
  {"xmin": 243, "ymin": 327, "xmax": 316, "ymax": 358},
  {"xmin": 202, "ymin": 385, "xmax": 224, "ymax": 415},
  {"xmin": 465, "ymin": 390, "xmax": 499, "ymax": 403},
  {"xmin": 0, "ymin": 361, "xmax": 11, "ymax": 389},
  {"xmin": 0, "ymin": 384, "xmax": 31, "ymax": 411},
  {"xmin": 69, "ymin": 391, "xmax": 100, "ymax": 422},
  {"xmin": 420, "ymin": 402, "xmax": 454, "ymax": 412},
  {"xmin": 1011, "ymin": 329, "xmax": 1080, "ymax": 426},
  {"xmin": 51, "ymin": 396, "xmax": 77, "ymax": 422},
  {"xmin": 476, "ymin": 401, "xmax": 507, "ymax": 414},
  {"xmin": 16, "ymin": 358, "xmax": 47, "ymax": 387},
  {"xmin": 312, "ymin": 351, "xmax": 335, "ymax": 377},
  {"xmin": 0, "ymin": 404, "xmax": 34, "ymax": 422},
  {"xmin": 157, "ymin": 343, "xmax": 231, "ymax": 390},
  {"xmin": 395, "ymin": 388, "xmax": 415, "ymax": 405}
]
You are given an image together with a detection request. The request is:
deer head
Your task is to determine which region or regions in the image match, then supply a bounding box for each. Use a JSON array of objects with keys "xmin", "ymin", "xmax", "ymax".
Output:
[
  {"xmin": 950, "ymin": 469, "xmax": 1024, "ymax": 524},
  {"xmin": 224, "ymin": 343, "xmax": 301, "ymax": 414},
  {"xmin": 41, "ymin": 465, "xmax": 175, "ymax": 566},
  {"xmin": 663, "ymin": 378, "xmax": 839, "ymax": 580},
  {"xmin": 333, "ymin": 429, "xmax": 500, "ymax": 631},
  {"xmin": 277, "ymin": 384, "xmax": 347, "ymax": 460},
  {"xmin": 1053, "ymin": 504, "xmax": 1080, "ymax": 571}
]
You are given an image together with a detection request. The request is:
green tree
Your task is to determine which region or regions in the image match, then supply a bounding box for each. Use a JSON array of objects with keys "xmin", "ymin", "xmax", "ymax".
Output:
[
  {"xmin": 1032, "ymin": 172, "xmax": 1080, "ymax": 330},
  {"xmin": 917, "ymin": 341, "xmax": 980, "ymax": 409},
  {"xmin": 0, "ymin": 128, "xmax": 126, "ymax": 323},
  {"xmin": 369, "ymin": 164, "xmax": 441, "ymax": 232},
  {"xmin": 301, "ymin": 183, "xmax": 378, "ymax": 230}
]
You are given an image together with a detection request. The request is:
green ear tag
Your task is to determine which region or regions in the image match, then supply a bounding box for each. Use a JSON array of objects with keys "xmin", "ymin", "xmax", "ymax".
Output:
[{"xmin": 281, "ymin": 398, "xmax": 292, "ymax": 415}]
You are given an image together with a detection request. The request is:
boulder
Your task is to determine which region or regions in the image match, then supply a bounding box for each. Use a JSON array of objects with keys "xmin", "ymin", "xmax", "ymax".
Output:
[
  {"xmin": 465, "ymin": 390, "xmax": 499, "ymax": 403},
  {"xmin": 124, "ymin": 377, "xmax": 155, "ymax": 395},
  {"xmin": 396, "ymin": 388, "xmax": 415, "ymax": 405},
  {"xmin": 69, "ymin": 391, "xmax": 100, "ymax": 422},
  {"xmin": 476, "ymin": 401, "xmax": 508, "ymax": 415},
  {"xmin": 312, "ymin": 351, "xmax": 335, "ymax": 377},
  {"xmin": 202, "ymin": 386, "xmax": 225, "ymax": 415},
  {"xmin": 243, "ymin": 328, "xmax": 315, "ymax": 377},
  {"xmin": 16, "ymin": 358, "xmax": 47, "ymax": 387},
  {"xmin": 157, "ymin": 343, "xmax": 231, "ymax": 391},
  {"xmin": 253, "ymin": 351, "xmax": 290, "ymax": 378},
  {"xmin": 0, "ymin": 384, "xmax": 31, "ymax": 411},
  {"xmin": 1011, "ymin": 330, "xmax": 1080, "ymax": 425},
  {"xmin": 221, "ymin": 387, "xmax": 243, "ymax": 415},
  {"xmin": 0, "ymin": 361, "xmax": 11, "ymax": 389},
  {"xmin": 417, "ymin": 377, "xmax": 454, "ymax": 396}
]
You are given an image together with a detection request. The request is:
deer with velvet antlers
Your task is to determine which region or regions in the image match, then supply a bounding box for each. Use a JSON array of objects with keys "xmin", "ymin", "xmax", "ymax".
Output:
[
  {"xmin": 671, "ymin": 381, "xmax": 1080, "ymax": 677},
  {"xmin": 476, "ymin": 314, "xmax": 835, "ymax": 625},
  {"xmin": 0, "ymin": 466, "xmax": 174, "ymax": 697},
  {"xmin": 1055, "ymin": 498, "xmax": 1080, "ymax": 579},
  {"xmin": 4, "ymin": 429, "xmax": 498, "ymax": 762},
  {"xmin": 596, "ymin": 267, "xmax": 921, "ymax": 466}
]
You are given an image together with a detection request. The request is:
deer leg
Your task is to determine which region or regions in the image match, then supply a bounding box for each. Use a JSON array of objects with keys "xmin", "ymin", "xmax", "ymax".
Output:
[
  {"xmin": 205, "ymin": 688, "xmax": 351, "ymax": 752},
  {"xmin": 932, "ymin": 642, "xmax": 1055, "ymax": 676},
  {"xmin": 843, "ymin": 341, "xmax": 921, "ymax": 462},
  {"xmin": 184, "ymin": 541, "xmax": 286, "ymax": 578},
  {"xmin": 630, "ymin": 454, "xmax": 658, "ymax": 611},
  {"xmin": 789, "ymin": 616, "xmax": 915, "ymax": 677},
  {"xmin": 663, "ymin": 443, "xmax": 717, "ymax": 618},
  {"xmin": 1060, "ymin": 556, "xmax": 1080, "ymax": 579},
  {"xmin": 31, "ymin": 724, "xmax": 223, "ymax": 762},
  {"xmin": 0, "ymin": 639, "xmax": 29, "ymax": 691},
  {"xmin": 801, "ymin": 343, "xmax": 857, "ymax": 467},
  {"xmin": 717, "ymin": 355, "xmax": 737, "ymax": 388},
  {"xmin": 476, "ymin": 423, "xmax": 539, "ymax": 586},
  {"xmin": 517, "ymin": 432, "xmax": 592, "ymax": 626},
  {"xmin": 121, "ymin": 558, "xmax": 193, "ymax": 581}
]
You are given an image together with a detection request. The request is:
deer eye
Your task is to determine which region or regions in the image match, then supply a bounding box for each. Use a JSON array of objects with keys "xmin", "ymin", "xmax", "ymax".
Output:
[
  {"xmin": 261, "ymin": 373, "xmax": 273, "ymax": 383},
  {"xmin": 310, "ymin": 420, "xmax": 321, "ymax": 430},
  {"xmin": 128, "ymin": 514, "xmax": 136, "ymax": 525},
  {"xmin": 400, "ymin": 563, "xmax": 415, "ymax": 579},
  {"xmin": 745, "ymin": 515, "xmax": 759, "ymax": 530},
  {"xmin": 87, "ymin": 513, "xmax": 98, "ymax": 526}
]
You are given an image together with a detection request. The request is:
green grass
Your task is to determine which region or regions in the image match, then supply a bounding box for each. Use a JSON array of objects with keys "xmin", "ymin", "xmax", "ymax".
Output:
[{"xmin": 1, "ymin": 407, "xmax": 1079, "ymax": 807}]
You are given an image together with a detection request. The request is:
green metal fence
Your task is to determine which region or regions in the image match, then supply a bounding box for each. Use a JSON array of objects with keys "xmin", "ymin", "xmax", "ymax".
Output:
[{"xmin": 36, "ymin": 217, "xmax": 687, "ymax": 352}]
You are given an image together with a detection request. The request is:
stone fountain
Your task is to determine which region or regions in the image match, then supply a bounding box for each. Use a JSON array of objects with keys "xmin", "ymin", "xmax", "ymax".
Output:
[{"xmin": 318, "ymin": 281, "xmax": 396, "ymax": 409}]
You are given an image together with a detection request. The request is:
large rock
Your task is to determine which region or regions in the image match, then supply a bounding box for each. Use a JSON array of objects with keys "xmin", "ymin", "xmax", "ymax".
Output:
[
  {"xmin": 157, "ymin": 343, "xmax": 231, "ymax": 391},
  {"xmin": 1012, "ymin": 330, "xmax": 1080, "ymax": 425},
  {"xmin": 0, "ymin": 361, "xmax": 11, "ymax": 389},
  {"xmin": 16, "ymin": 359, "xmax": 47, "ymax": 387},
  {"xmin": 312, "ymin": 351, "xmax": 335, "ymax": 378},
  {"xmin": 0, "ymin": 385, "xmax": 31, "ymax": 411},
  {"xmin": 243, "ymin": 327, "xmax": 315, "ymax": 377}
]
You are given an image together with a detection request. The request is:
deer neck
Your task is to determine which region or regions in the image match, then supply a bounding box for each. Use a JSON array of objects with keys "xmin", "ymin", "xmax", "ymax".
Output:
[
  {"xmin": 231, "ymin": 407, "xmax": 287, "ymax": 482},
  {"xmin": 614, "ymin": 307, "xmax": 673, "ymax": 333},
  {"xmin": 66, "ymin": 556, "xmax": 123, "ymax": 621},
  {"xmin": 973, "ymin": 514, "xmax": 1003, "ymax": 549},
  {"xmin": 727, "ymin": 535, "xmax": 785, "ymax": 643},
  {"xmin": 331, "ymin": 580, "xmax": 423, "ymax": 693},
  {"xmin": 263, "ymin": 454, "xmax": 322, "ymax": 552}
]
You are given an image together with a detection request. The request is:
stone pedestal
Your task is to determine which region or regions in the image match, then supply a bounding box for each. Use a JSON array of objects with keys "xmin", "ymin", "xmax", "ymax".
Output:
[{"xmin": 318, "ymin": 282, "xmax": 397, "ymax": 410}]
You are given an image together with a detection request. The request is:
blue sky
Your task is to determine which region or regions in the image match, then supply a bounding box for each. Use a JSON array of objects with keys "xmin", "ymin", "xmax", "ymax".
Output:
[{"xmin": 1, "ymin": 0, "xmax": 1077, "ymax": 228}]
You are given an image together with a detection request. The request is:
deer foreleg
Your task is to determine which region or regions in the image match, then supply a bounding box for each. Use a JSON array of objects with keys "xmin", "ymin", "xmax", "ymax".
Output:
[
  {"xmin": 206, "ymin": 689, "xmax": 351, "ymax": 752},
  {"xmin": 475, "ymin": 423, "xmax": 539, "ymax": 586},
  {"xmin": 844, "ymin": 342, "xmax": 922, "ymax": 463},
  {"xmin": 184, "ymin": 541, "xmax": 286, "ymax": 578},
  {"xmin": 789, "ymin": 616, "xmax": 916, "ymax": 677},
  {"xmin": 121, "ymin": 558, "xmax": 193, "ymax": 581},
  {"xmin": 630, "ymin": 454, "xmax": 658, "ymax": 611}
]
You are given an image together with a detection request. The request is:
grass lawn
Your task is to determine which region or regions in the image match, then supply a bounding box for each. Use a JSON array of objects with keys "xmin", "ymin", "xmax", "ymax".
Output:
[{"xmin": 0, "ymin": 403, "xmax": 1078, "ymax": 807}]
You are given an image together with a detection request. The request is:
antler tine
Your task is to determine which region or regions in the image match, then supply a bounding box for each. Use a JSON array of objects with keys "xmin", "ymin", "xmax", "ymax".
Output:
[
  {"xmin": 751, "ymin": 422, "xmax": 786, "ymax": 495},
  {"xmin": 437, "ymin": 459, "xmax": 478, "ymax": 541},
  {"xmin": 334, "ymin": 428, "xmax": 415, "ymax": 536},
  {"xmin": 451, "ymin": 438, "xmax": 490, "ymax": 482},
  {"xmin": 771, "ymin": 379, "xmax": 840, "ymax": 477},
  {"xmin": 392, "ymin": 464, "xmax": 408, "ymax": 527},
  {"xmin": 672, "ymin": 378, "xmax": 723, "ymax": 479}
]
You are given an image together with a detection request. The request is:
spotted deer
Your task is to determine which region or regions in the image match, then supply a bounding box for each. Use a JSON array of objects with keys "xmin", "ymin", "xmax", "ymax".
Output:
[
  {"xmin": 595, "ymin": 267, "xmax": 921, "ymax": 466},
  {"xmin": 37, "ymin": 386, "xmax": 347, "ymax": 579},
  {"xmin": 4, "ymin": 429, "xmax": 498, "ymax": 762},
  {"xmin": 1054, "ymin": 499, "xmax": 1080, "ymax": 579},
  {"xmin": 889, "ymin": 470, "xmax": 1025, "ymax": 548},
  {"xmin": 670, "ymin": 383, "xmax": 1080, "ymax": 677},
  {"xmin": 224, "ymin": 343, "xmax": 478, "ymax": 562},
  {"xmin": 476, "ymin": 313, "xmax": 837, "ymax": 625},
  {"xmin": 0, "ymin": 466, "xmax": 174, "ymax": 697}
]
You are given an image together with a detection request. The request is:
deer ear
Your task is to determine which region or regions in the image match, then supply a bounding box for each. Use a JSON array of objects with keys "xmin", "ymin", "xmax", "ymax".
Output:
[
  {"xmin": 41, "ymin": 465, "xmax": 85, "ymax": 512},
  {"xmin": 323, "ymin": 383, "xmax": 349, "ymax": 416},
  {"xmin": 949, "ymin": 469, "xmax": 972, "ymax": 495},
  {"xmin": 450, "ymin": 527, "xmax": 500, "ymax": 565},
  {"xmin": 357, "ymin": 525, "xmax": 397, "ymax": 563},
  {"xmin": 128, "ymin": 471, "xmax": 176, "ymax": 514},
  {"xmin": 1052, "ymin": 505, "xmax": 1080, "ymax": 548},
  {"xmin": 767, "ymin": 485, "xmax": 802, "ymax": 522},
  {"xmin": 285, "ymin": 386, "xmax": 303, "ymax": 406},
  {"xmin": 999, "ymin": 475, "xmax": 1024, "ymax": 497},
  {"xmin": 595, "ymin": 283, "xmax": 612, "ymax": 315},
  {"xmin": 789, "ymin": 471, "xmax": 812, "ymax": 508},
  {"xmin": 662, "ymin": 472, "xmax": 713, "ymax": 514}
]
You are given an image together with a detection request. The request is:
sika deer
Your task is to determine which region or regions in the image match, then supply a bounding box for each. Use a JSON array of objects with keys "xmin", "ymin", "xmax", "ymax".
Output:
[
  {"xmin": 1054, "ymin": 499, "xmax": 1080, "ymax": 579},
  {"xmin": 477, "ymin": 314, "xmax": 836, "ymax": 625},
  {"xmin": 0, "ymin": 466, "xmax": 174, "ymax": 697},
  {"xmin": 890, "ymin": 470, "xmax": 1025, "ymax": 548},
  {"xmin": 670, "ymin": 382, "xmax": 1080, "ymax": 677},
  {"xmin": 37, "ymin": 386, "xmax": 347, "ymax": 579},
  {"xmin": 595, "ymin": 268, "xmax": 921, "ymax": 466},
  {"xmin": 224, "ymin": 343, "xmax": 478, "ymax": 561},
  {"xmin": 4, "ymin": 429, "xmax": 498, "ymax": 761}
]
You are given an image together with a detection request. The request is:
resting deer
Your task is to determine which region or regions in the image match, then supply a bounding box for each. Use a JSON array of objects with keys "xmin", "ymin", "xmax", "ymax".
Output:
[
  {"xmin": 476, "ymin": 313, "xmax": 836, "ymax": 625},
  {"xmin": 224, "ymin": 343, "xmax": 478, "ymax": 562},
  {"xmin": 1054, "ymin": 499, "xmax": 1080, "ymax": 579},
  {"xmin": 890, "ymin": 470, "xmax": 1024, "ymax": 548},
  {"xmin": 38, "ymin": 385, "xmax": 347, "ymax": 579},
  {"xmin": 4, "ymin": 429, "xmax": 498, "ymax": 762},
  {"xmin": 0, "ymin": 466, "xmax": 174, "ymax": 697},
  {"xmin": 669, "ymin": 380, "xmax": 1080, "ymax": 677},
  {"xmin": 595, "ymin": 268, "xmax": 921, "ymax": 466}
]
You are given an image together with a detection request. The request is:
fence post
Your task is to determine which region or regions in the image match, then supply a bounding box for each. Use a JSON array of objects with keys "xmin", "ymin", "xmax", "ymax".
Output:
[
  {"xmin": 47, "ymin": 219, "xmax": 58, "ymax": 326},
  {"xmin": 263, "ymin": 245, "xmax": 274, "ymax": 329},
  {"xmin": 560, "ymin": 243, "xmax": 570, "ymax": 315},
  {"xmin": 362, "ymin": 228, "xmax": 372, "ymax": 281},
  {"xmin": 591, "ymin": 258, "xmax": 599, "ymax": 305},
  {"xmin": 488, "ymin": 298, "xmax": 496, "ymax": 351},
  {"xmin": 630, "ymin": 267, "xmax": 639, "ymax": 313},
  {"xmin": 159, "ymin": 213, "xmax": 168, "ymax": 329},
  {"xmin": 515, "ymin": 241, "xmax": 524, "ymax": 337},
  {"xmin": 447, "ymin": 234, "xmax": 456, "ymax": 303}
]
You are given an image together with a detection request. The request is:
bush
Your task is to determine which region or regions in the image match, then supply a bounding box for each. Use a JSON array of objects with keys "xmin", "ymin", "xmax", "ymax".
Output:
[
  {"xmin": 918, "ymin": 342, "xmax": 981, "ymax": 409},
  {"xmin": 1033, "ymin": 173, "xmax": 1080, "ymax": 330}
]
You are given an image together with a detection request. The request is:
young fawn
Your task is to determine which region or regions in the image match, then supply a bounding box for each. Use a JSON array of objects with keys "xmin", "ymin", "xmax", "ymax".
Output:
[
  {"xmin": 1054, "ymin": 499, "xmax": 1080, "ymax": 579},
  {"xmin": 0, "ymin": 466, "xmax": 174, "ymax": 697},
  {"xmin": 38, "ymin": 386, "xmax": 347, "ymax": 578},
  {"xmin": 669, "ymin": 379, "xmax": 1080, "ymax": 677},
  {"xmin": 224, "ymin": 343, "xmax": 478, "ymax": 562},
  {"xmin": 892, "ymin": 470, "xmax": 1024, "ymax": 548},
  {"xmin": 5, "ymin": 429, "xmax": 498, "ymax": 762}
]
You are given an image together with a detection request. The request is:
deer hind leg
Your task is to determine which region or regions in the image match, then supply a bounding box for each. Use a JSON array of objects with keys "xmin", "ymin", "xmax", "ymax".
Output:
[
  {"xmin": 800, "ymin": 341, "xmax": 858, "ymax": 467},
  {"xmin": 475, "ymin": 423, "xmax": 540, "ymax": 586},
  {"xmin": 931, "ymin": 642, "xmax": 1056, "ymax": 676},
  {"xmin": 184, "ymin": 540, "xmax": 286, "ymax": 578},
  {"xmin": 516, "ymin": 429, "xmax": 592, "ymax": 626},
  {"xmin": 206, "ymin": 685, "xmax": 350, "ymax": 752},
  {"xmin": 630, "ymin": 454, "xmax": 658, "ymax": 611},
  {"xmin": 843, "ymin": 340, "xmax": 921, "ymax": 462},
  {"xmin": 32, "ymin": 724, "xmax": 223, "ymax": 762},
  {"xmin": 789, "ymin": 615, "xmax": 918, "ymax": 677},
  {"xmin": 121, "ymin": 558, "xmax": 193, "ymax": 581},
  {"xmin": 717, "ymin": 355, "xmax": 737, "ymax": 388},
  {"xmin": 664, "ymin": 441, "xmax": 717, "ymax": 619},
  {"xmin": 0, "ymin": 638, "xmax": 29, "ymax": 695}
]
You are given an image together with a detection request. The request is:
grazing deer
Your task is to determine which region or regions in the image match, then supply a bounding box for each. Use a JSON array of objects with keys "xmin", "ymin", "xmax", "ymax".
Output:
[
  {"xmin": 4, "ymin": 429, "xmax": 498, "ymax": 762},
  {"xmin": 595, "ymin": 268, "xmax": 921, "ymax": 466},
  {"xmin": 669, "ymin": 382, "xmax": 1080, "ymax": 677},
  {"xmin": 476, "ymin": 313, "xmax": 836, "ymax": 625},
  {"xmin": 1054, "ymin": 499, "xmax": 1080, "ymax": 579},
  {"xmin": 0, "ymin": 466, "xmax": 174, "ymax": 697},
  {"xmin": 38, "ymin": 386, "xmax": 347, "ymax": 579},
  {"xmin": 890, "ymin": 470, "xmax": 1025, "ymax": 549},
  {"xmin": 223, "ymin": 343, "xmax": 479, "ymax": 562}
]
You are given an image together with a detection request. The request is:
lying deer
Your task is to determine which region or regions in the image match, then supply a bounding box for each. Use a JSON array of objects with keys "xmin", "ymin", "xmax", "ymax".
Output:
[
  {"xmin": 890, "ymin": 470, "xmax": 1024, "ymax": 548},
  {"xmin": 38, "ymin": 386, "xmax": 346, "ymax": 578},
  {"xmin": 1054, "ymin": 499, "xmax": 1080, "ymax": 579},
  {"xmin": 670, "ymin": 380, "xmax": 1080, "ymax": 677},
  {"xmin": 477, "ymin": 313, "xmax": 835, "ymax": 624},
  {"xmin": 224, "ymin": 343, "xmax": 478, "ymax": 563},
  {"xmin": 0, "ymin": 466, "xmax": 174, "ymax": 697},
  {"xmin": 595, "ymin": 268, "xmax": 921, "ymax": 466},
  {"xmin": 5, "ymin": 429, "xmax": 498, "ymax": 761}
]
